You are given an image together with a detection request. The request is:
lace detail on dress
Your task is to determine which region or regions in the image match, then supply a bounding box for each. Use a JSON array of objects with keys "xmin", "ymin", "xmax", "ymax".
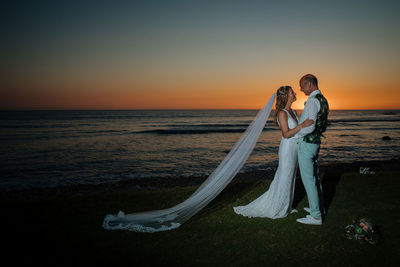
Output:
[{"xmin": 103, "ymin": 213, "xmax": 181, "ymax": 232}]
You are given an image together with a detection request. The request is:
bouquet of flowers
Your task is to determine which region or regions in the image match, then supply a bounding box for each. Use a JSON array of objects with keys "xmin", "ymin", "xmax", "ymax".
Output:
[{"xmin": 345, "ymin": 218, "xmax": 375, "ymax": 244}]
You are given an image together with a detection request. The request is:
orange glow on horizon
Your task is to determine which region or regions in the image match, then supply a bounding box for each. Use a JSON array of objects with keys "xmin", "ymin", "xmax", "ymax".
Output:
[
  {"xmin": 2, "ymin": 1, "xmax": 399, "ymax": 111},
  {"xmin": 1, "ymin": 84, "xmax": 400, "ymax": 110},
  {"xmin": 1, "ymin": 75, "xmax": 400, "ymax": 110}
]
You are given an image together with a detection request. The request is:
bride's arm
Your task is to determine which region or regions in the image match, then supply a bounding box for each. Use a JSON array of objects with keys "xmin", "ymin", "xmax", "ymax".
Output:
[{"xmin": 278, "ymin": 111, "xmax": 313, "ymax": 138}]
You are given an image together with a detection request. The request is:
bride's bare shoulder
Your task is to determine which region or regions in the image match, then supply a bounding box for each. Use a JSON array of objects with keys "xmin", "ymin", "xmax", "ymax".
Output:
[
  {"xmin": 277, "ymin": 110, "xmax": 288, "ymax": 124},
  {"xmin": 278, "ymin": 110, "xmax": 288, "ymax": 117}
]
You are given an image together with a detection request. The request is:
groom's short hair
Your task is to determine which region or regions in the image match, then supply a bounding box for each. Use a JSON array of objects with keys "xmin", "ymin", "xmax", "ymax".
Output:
[{"xmin": 301, "ymin": 74, "xmax": 318, "ymax": 88}]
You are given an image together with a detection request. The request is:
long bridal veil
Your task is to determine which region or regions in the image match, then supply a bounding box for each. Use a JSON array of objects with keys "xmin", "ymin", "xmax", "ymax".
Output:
[{"xmin": 103, "ymin": 93, "xmax": 276, "ymax": 232}]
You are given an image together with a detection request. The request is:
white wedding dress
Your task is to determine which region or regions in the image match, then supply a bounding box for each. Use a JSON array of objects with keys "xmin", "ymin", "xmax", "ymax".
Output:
[{"xmin": 233, "ymin": 109, "xmax": 299, "ymax": 219}]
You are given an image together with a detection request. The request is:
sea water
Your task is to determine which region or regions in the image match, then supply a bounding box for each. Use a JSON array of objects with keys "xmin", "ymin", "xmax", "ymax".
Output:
[{"xmin": 1, "ymin": 109, "xmax": 399, "ymax": 190}]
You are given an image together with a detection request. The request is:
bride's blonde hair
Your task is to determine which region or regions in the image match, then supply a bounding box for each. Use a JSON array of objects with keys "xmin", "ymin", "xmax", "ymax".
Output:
[{"xmin": 273, "ymin": 86, "xmax": 292, "ymax": 126}]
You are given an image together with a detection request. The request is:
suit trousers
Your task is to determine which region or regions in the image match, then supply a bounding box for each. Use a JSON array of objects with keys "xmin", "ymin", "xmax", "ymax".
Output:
[{"xmin": 298, "ymin": 140, "xmax": 325, "ymax": 219}]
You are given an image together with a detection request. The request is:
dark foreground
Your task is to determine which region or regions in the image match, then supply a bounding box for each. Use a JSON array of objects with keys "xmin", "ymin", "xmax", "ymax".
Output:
[{"xmin": 1, "ymin": 159, "xmax": 400, "ymax": 266}]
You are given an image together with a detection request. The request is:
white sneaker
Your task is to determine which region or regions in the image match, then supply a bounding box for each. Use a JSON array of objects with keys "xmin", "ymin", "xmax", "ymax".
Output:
[
  {"xmin": 304, "ymin": 207, "xmax": 311, "ymax": 213},
  {"xmin": 296, "ymin": 216, "xmax": 322, "ymax": 225},
  {"xmin": 290, "ymin": 209, "xmax": 298, "ymax": 214}
]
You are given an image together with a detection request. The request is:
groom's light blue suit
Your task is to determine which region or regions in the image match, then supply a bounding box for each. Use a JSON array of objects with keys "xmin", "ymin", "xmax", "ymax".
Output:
[{"xmin": 296, "ymin": 90, "xmax": 326, "ymax": 219}]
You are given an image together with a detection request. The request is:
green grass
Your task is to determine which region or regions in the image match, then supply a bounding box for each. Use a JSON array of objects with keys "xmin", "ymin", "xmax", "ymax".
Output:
[{"xmin": 3, "ymin": 169, "xmax": 400, "ymax": 266}]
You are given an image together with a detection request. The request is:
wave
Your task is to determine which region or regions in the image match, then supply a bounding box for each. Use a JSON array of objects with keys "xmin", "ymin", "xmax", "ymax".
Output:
[
  {"xmin": 135, "ymin": 117, "xmax": 400, "ymax": 135},
  {"xmin": 137, "ymin": 127, "xmax": 277, "ymax": 135},
  {"xmin": 163, "ymin": 123, "xmax": 255, "ymax": 128},
  {"xmin": 329, "ymin": 118, "xmax": 400, "ymax": 123},
  {"xmin": 138, "ymin": 128, "xmax": 247, "ymax": 135},
  {"xmin": 0, "ymin": 124, "xmax": 86, "ymax": 129}
]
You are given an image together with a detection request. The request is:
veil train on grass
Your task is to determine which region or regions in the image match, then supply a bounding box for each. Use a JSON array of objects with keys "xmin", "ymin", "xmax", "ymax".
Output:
[{"xmin": 103, "ymin": 93, "xmax": 277, "ymax": 232}]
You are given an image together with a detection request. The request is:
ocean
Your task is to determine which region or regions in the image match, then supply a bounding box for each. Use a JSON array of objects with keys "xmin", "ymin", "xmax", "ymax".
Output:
[{"xmin": 1, "ymin": 109, "xmax": 399, "ymax": 191}]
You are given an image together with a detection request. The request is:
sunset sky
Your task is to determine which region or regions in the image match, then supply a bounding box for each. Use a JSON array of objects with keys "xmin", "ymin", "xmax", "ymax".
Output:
[{"xmin": 1, "ymin": 0, "xmax": 399, "ymax": 110}]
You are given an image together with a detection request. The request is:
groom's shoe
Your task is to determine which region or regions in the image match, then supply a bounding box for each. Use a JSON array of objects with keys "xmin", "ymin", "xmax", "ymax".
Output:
[
  {"xmin": 296, "ymin": 215, "xmax": 322, "ymax": 225},
  {"xmin": 304, "ymin": 207, "xmax": 326, "ymax": 220}
]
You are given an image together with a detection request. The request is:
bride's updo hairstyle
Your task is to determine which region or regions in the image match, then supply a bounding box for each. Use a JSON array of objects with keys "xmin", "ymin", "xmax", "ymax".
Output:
[{"xmin": 273, "ymin": 86, "xmax": 292, "ymax": 126}]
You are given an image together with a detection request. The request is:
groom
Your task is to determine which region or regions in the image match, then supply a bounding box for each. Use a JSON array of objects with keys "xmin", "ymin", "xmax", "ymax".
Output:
[{"xmin": 294, "ymin": 74, "xmax": 329, "ymax": 225}]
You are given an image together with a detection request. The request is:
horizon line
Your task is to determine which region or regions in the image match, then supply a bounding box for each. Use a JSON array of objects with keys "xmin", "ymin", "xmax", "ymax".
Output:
[{"xmin": 1, "ymin": 108, "xmax": 400, "ymax": 111}]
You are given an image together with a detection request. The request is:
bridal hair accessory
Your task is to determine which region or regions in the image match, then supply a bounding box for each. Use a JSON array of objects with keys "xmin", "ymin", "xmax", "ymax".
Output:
[
  {"xmin": 345, "ymin": 218, "xmax": 376, "ymax": 244},
  {"xmin": 277, "ymin": 85, "xmax": 291, "ymax": 97}
]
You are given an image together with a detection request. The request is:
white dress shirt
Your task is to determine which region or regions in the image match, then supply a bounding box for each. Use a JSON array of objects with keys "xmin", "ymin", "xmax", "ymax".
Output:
[{"xmin": 294, "ymin": 89, "xmax": 321, "ymax": 139}]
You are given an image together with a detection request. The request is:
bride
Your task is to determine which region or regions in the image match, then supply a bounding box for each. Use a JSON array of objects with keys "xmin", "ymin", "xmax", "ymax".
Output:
[{"xmin": 233, "ymin": 86, "xmax": 313, "ymax": 219}]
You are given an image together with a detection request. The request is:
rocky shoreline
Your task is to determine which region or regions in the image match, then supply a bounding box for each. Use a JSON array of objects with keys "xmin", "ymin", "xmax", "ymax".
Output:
[{"xmin": 1, "ymin": 158, "xmax": 399, "ymax": 201}]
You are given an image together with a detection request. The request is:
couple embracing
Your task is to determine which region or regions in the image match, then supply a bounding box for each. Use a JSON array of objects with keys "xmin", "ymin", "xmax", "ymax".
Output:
[
  {"xmin": 103, "ymin": 73, "xmax": 329, "ymax": 232},
  {"xmin": 234, "ymin": 74, "xmax": 329, "ymax": 225}
]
